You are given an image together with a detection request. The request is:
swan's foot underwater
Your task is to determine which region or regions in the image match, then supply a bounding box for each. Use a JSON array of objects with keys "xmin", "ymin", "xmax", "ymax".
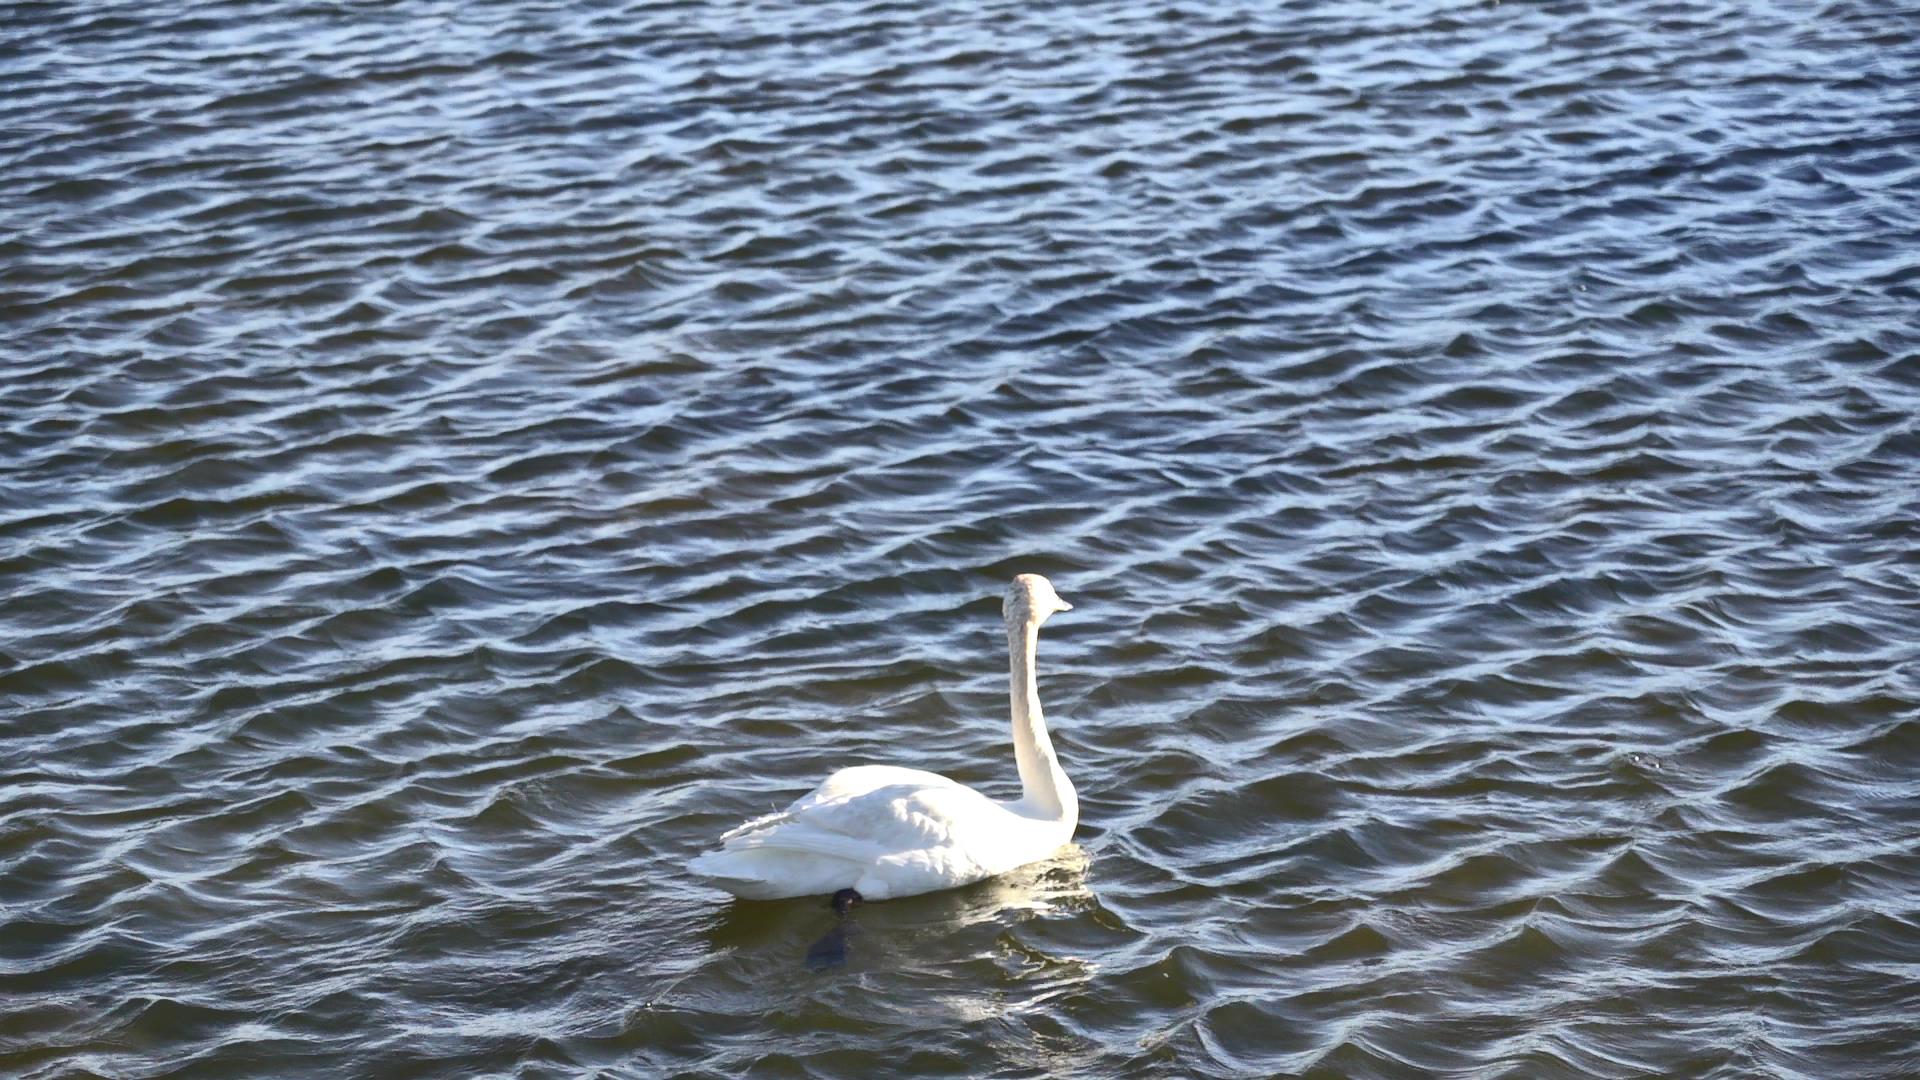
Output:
[{"xmin": 805, "ymin": 889, "xmax": 865, "ymax": 970}]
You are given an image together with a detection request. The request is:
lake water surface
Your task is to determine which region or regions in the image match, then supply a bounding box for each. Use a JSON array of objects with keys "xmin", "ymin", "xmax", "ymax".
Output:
[{"xmin": 3, "ymin": 1, "xmax": 1918, "ymax": 1077}]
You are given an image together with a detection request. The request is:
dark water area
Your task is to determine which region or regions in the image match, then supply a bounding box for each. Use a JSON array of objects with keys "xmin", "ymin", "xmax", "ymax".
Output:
[{"xmin": 4, "ymin": 0, "xmax": 1919, "ymax": 1076}]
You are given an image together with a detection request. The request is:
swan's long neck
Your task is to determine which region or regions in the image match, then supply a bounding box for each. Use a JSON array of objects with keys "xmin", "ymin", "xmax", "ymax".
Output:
[{"xmin": 1008, "ymin": 615, "xmax": 1076, "ymax": 826}]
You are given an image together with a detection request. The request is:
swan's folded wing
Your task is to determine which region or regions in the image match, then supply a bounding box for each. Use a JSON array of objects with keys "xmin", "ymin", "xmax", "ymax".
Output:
[
  {"xmin": 719, "ymin": 765, "xmax": 963, "ymax": 844},
  {"xmin": 719, "ymin": 781, "xmax": 993, "ymax": 862}
]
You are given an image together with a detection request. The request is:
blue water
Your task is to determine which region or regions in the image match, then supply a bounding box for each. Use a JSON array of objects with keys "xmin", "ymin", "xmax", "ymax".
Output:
[{"xmin": 3, "ymin": 1, "xmax": 1917, "ymax": 1076}]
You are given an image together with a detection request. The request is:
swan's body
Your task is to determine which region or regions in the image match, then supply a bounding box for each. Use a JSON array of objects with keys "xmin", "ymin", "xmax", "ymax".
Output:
[{"xmin": 689, "ymin": 574, "xmax": 1078, "ymax": 901}]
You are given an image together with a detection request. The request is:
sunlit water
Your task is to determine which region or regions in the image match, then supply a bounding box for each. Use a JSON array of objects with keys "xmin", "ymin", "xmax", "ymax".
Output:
[{"xmin": 3, "ymin": 1, "xmax": 1917, "ymax": 1076}]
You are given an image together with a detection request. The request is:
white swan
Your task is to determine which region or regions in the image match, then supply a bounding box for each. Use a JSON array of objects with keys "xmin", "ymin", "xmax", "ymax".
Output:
[{"xmin": 689, "ymin": 573, "xmax": 1079, "ymax": 901}]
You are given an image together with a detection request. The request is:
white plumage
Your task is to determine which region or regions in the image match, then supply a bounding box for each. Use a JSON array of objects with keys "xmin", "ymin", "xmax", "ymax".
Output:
[{"xmin": 689, "ymin": 574, "xmax": 1079, "ymax": 901}]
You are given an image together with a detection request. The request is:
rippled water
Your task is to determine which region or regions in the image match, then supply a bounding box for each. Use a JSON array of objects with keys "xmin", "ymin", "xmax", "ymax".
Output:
[{"xmin": 5, "ymin": 0, "xmax": 1919, "ymax": 1076}]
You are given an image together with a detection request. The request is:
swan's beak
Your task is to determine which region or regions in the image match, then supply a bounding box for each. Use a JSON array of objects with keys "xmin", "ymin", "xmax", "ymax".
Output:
[{"xmin": 1054, "ymin": 599, "xmax": 1073, "ymax": 612}]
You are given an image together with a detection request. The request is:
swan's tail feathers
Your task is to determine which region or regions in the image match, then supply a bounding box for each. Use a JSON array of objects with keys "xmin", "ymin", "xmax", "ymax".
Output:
[
  {"xmin": 688, "ymin": 850, "xmax": 763, "ymax": 883},
  {"xmin": 687, "ymin": 848, "xmax": 864, "ymax": 901},
  {"xmin": 687, "ymin": 850, "xmax": 776, "ymax": 899}
]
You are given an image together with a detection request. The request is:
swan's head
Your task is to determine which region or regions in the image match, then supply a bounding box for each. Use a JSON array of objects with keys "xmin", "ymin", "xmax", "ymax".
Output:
[{"xmin": 1005, "ymin": 573, "xmax": 1073, "ymax": 626}]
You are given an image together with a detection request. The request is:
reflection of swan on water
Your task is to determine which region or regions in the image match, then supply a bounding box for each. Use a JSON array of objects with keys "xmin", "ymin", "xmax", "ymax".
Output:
[
  {"xmin": 704, "ymin": 843, "xmax": 1098, "ymax": 952},
  {"xmin": 690, "ymin": 574, "xmax": 1080, "ymax": 902},
  {"xmin": 662, "ymin": 847, "xmax": 1112, "ymax": 1076},
  {"xmin": 700, "ymin": 844, "xmax": 1098, "ymax": 978},
  {"xmin": 916, "ymin": 842, "xmax": 1098, "ymax": 930}
]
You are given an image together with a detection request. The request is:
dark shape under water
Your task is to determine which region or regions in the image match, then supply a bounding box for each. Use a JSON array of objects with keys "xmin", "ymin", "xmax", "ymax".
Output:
[{"xmin": 805, "ymin": 889, "xmax": 864, "ymax": 971}]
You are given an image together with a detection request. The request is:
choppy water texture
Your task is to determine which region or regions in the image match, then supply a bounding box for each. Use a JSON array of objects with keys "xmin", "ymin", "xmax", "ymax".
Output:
[{"xmin": 4, "ymin": 0, "xmax": 1919, "ymax": 1076}]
